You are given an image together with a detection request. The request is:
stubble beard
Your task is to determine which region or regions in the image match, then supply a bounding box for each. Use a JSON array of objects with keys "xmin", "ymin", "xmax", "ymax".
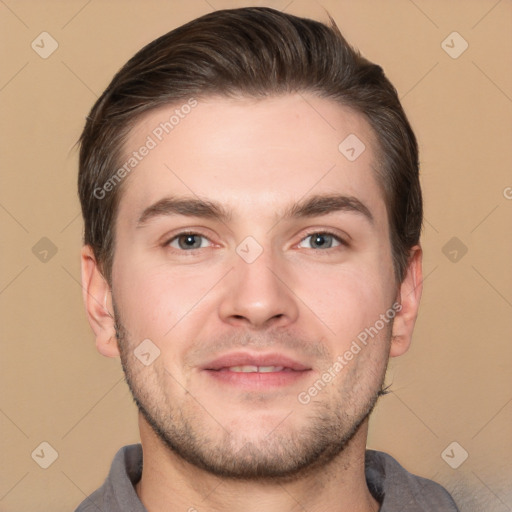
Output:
[{"xmin": 114, "ymin": 303, "xmax": 390, "ymax": 482}]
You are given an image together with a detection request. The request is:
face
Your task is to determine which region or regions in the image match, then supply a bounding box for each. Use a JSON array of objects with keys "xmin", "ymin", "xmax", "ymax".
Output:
[{"xmin": 108, "ymin": 94, "xmax": 401, "ymax": 479}]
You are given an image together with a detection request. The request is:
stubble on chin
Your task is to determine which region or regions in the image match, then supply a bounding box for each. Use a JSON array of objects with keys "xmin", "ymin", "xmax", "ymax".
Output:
[{"xmin": 113, "ymin": 301, "xmax": 391, "ymax": 481}]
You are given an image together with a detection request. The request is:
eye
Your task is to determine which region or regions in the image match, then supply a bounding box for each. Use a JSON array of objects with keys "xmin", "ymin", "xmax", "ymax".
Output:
[
  {"xmin": 298, "ymin": 231, "xmax": 344, "ymax": 250},
  {"xmin": 167, "ymin": 232, "xmax": 212, "ymax": 250}
]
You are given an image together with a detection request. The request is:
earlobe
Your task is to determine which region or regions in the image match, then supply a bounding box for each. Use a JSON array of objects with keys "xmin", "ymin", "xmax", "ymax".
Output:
[
  {"xmin": 80, "ymin": 246, "xmax": 120, "ymax": 358},
  {"xmin": 390, "ymin": 245, "xmax": 423, "ymax": 358}
]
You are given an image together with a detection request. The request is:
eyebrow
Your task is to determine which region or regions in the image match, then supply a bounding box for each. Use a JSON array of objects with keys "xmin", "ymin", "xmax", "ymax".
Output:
[{"xmin": 136, "ymin": 193, "xmax": 374, "ymax": 227}]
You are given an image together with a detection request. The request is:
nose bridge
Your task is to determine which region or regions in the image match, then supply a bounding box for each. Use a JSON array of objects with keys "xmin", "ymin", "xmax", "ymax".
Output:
[{"xmin": 218, "ymin": 238, "xmax": 299, "ymax": 328}]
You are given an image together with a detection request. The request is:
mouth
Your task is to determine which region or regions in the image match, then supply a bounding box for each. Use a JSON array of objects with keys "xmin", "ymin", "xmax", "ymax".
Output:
[
  {"xmin": 201, "ymin": 352, "xmax": 312, "ymax": 389},
  {"xmin": 221, "ymin": 365, "xmax": 288, "ymax": 373}
]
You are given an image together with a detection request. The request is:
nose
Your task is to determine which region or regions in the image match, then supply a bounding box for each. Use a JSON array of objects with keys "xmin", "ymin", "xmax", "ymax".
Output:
[{"xmin": 217, "ymin": 244, "xmax": 300, "ymax": 330}]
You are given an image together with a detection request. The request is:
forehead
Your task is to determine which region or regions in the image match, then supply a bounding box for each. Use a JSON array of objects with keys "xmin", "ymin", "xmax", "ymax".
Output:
[{"xmin": 116, "ymin": 94, "xmax": 387, "ymax": 227}]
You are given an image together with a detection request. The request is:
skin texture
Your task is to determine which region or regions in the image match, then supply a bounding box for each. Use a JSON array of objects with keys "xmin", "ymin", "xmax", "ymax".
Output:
[{"xmin": 81, "ymin": 94, "xmax": 422, "ymax": 512}]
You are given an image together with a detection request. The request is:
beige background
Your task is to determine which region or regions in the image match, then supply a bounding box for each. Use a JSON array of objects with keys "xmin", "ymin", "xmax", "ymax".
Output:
[{"xmin": 1, "ymin": 0, "xmax": 511, "ymax": 510}]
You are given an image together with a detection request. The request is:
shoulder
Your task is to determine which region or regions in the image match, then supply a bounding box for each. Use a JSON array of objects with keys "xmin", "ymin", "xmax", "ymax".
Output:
[
  {"xmin": 74, "ymin": 444, "xmax": 144, "ymax": 512},
  {"xmin": 365, "ymin": 449, "xmax": 460, "ymax": 511},
  {"xmin": 74, "ymin": 488, "xmax": 107, "ymax": 512}
]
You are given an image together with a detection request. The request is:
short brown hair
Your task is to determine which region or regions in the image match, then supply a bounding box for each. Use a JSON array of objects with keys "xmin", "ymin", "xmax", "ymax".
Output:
[{"xmin": 78, "ymin": 7, "xmax": 422, "ymax": 285}]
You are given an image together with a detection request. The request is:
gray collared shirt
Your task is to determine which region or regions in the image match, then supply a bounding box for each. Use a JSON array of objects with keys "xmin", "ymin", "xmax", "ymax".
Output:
[{"xmin": 74, "ymin": 444, "xmax": 460, "ymax": 511}]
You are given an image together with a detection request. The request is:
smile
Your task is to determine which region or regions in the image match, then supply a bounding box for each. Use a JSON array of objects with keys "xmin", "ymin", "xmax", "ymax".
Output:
[{"xmin": 225, "ymin": 365, "xmax": 286, "ymax": 373}]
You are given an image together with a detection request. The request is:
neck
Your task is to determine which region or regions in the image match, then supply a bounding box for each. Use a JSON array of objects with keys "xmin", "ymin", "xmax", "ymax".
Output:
[{"xmin": 134, "ymin": 414, "xmax": 380, "ymax": 512}]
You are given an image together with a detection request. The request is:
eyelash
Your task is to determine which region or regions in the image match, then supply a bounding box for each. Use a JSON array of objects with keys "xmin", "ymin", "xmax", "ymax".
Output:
[{"xmin": 163, "ymin": 230, "xmax": 348, "ymax": 253}]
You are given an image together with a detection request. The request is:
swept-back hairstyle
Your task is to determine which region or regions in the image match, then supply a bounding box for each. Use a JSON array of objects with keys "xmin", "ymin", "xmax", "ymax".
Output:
[{"xmin": 78, "ymin": 7, "xmax": 421, "ymax": 285}]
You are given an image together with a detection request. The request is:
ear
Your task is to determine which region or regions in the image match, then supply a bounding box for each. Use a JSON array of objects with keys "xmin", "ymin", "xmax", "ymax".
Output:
[
  {"xmin": 80, "ymin": 245, "xmax": 120, "ymax": 358},
  {"xmin": 390, "ymin": 245, "xmax": 423, "ymax": 358}
]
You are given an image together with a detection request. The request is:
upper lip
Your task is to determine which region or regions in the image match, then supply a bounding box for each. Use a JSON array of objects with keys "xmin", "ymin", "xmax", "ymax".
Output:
[{"xmin": 202, "ymin": 351, "xmax": 311, "ymax": 371}]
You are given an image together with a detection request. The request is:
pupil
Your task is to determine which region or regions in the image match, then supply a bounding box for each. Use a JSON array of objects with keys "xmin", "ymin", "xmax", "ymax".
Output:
[
  {"xmin": 313, "ymin": 234, "xmax": 329, "ymax": 248},
  {"xmin": 181, "ymin": 235, "xmax": 199, "ymax": 249}
]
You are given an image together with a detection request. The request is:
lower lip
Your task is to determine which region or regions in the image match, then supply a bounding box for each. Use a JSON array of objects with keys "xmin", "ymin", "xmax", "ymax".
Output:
[{"xmin": 203, "ymin": 368, "xmax": 311, "ymax": 390}]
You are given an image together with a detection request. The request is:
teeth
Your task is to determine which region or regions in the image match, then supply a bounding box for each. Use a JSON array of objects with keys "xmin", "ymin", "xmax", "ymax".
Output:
[
  {"xmin": 229, "ymin": 365, "xmax": 258, "ymax": 373},
  {"xmin": 258, "ymin": 366, "xmax": 284, "ymax": 373},
  {"xmin": 228, "ymin": 365, "xmax": 285, "ymax": 373}
]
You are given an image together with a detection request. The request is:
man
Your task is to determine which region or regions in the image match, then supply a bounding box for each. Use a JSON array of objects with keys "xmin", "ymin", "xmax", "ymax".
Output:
[{"xmin": 76, "ymin": 7, "xmax": 459, "ymax": 512}]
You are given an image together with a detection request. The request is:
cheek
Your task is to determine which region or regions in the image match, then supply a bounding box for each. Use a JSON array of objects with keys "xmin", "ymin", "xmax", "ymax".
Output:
[
  {"xmin": 112, "ymin": 253, "xmax": 181, "ymax": 340},
  {"xmin": 113, "ymin": 256, "xmax": 225, "ymax": 350},
  {"xmin": 295, "ymin": 261, "xmax": 393, "ymax": 342}
]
